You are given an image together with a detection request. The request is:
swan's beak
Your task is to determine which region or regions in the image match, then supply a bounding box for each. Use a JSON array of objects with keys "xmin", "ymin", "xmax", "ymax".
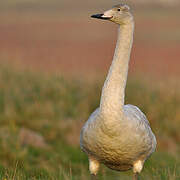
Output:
[{"xmin": 91, "ymin": 14, "xmax": 112, "ymax": 20}]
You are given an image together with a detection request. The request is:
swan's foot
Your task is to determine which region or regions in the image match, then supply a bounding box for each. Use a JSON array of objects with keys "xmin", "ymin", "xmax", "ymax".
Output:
[
  {"xmin": 133, "ymin": 160, "xmax": 143, "ymax": 180},
  {"xmin": 89, "ymin": 156, "xmax": 99, "ymax": 180},
  {"xmin": 133, "ymin": 173, "xmax": 139, "ymax": 180},
  {"xmin": 89, "ymin": 156, "xmax": 100, "ymax": 176}
]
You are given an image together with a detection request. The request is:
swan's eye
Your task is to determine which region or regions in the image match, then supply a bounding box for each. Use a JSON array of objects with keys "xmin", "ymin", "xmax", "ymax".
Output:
[{"xmin": 117, "ymin": 8, "xmax": 121, "ymax": 11}]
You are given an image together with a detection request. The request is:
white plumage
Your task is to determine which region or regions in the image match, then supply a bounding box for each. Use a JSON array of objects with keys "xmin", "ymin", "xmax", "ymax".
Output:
[{"xmin": 80, "ymin": 4, "xmax": 156, "ymax": 179}]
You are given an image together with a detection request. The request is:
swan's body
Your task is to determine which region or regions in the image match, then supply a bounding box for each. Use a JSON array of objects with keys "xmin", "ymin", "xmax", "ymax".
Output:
[{"xmin": 80, "ymin": 4, "xmax": 156, "ymax": 179}]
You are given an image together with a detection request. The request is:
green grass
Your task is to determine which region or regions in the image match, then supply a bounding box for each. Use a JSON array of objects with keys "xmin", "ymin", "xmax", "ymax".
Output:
[{"xmin": 0, "ymin": 66, "xmax": 179, "ymax": 179}]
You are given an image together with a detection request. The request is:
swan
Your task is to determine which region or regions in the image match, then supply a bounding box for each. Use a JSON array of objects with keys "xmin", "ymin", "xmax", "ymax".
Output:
[{"xmin": 80, "ymin": 4, "xmax": 156, "ymax": 180}]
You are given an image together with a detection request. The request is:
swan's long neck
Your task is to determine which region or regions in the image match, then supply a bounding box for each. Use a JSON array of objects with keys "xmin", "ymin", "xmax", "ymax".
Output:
[{"xmin": 100, "ymin": 21, "xmax": 134, "ymax": 118}]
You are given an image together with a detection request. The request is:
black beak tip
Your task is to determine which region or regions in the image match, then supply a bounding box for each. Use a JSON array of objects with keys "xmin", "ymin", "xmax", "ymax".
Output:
[
  {"xmin": 91, "ymin": 15, "xmax": 96, "ymax": 18},
  {"xmin": 91, "ymin": 14, "xmax": 112, "ymax": 20},
  {"xmin": 91, "ymin": 14, "xmax": 104, "ymax": 19}
]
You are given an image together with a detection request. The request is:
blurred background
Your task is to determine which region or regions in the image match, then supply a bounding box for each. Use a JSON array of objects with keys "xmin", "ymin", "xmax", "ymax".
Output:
[{"xmin": 0, "ymin": 0, "xmax": 179, "ymax": 179}]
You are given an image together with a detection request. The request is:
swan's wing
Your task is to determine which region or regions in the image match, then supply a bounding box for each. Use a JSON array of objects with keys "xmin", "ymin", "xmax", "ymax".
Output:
[
  {"xmin": 124, "ymin": 104, "xmax": 156, "ymax": 155},
  {"xmin": 80, "ymin": 108, "xmax": 100, "ymax": 149},
  {"xmin": 88, "ymin": 108, "xmax": 100, "ymax": 123},
  {"xmin": 124, "ymin": 104, "xmax": 150, "ymax": 126}
]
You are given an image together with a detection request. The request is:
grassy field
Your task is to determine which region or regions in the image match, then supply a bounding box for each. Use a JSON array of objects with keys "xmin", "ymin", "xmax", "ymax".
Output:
[{"xmin": 0, "ymin": 65, "xmax": 179, "ymax": 180}]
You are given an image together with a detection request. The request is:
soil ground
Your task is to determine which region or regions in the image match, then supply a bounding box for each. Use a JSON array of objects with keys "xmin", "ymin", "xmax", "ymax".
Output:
[{"xmin": 0, "ymin": 4, "xmax": 179, "ymax": 80}]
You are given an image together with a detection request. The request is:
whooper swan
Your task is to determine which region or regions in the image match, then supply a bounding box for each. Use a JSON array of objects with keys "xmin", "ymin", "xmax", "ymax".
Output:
[{"xmin": 80, "ymin": 4, "xmax": 156, "ymax": 180}]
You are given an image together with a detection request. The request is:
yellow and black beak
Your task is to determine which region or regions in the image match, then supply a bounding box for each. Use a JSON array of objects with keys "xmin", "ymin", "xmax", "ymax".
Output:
[{"xmin": 91, "ymin": 14, "xmax": 112, "ymax": 20}]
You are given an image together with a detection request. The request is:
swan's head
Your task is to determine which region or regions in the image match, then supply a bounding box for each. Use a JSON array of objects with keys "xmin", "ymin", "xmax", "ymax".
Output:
[{"xmin": 91, "ymin": 4, "xmax": 133, "ymax": 25}]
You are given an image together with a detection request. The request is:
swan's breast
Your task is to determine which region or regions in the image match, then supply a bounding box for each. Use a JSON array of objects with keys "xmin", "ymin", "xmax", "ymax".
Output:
[{"xmin": 80, "ymin": 105, "xmax": 156, "ymax": 170}]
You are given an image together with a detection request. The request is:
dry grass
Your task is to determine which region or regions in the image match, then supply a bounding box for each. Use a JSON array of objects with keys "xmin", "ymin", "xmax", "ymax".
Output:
[{"xmin": 0, "ymin": 65, "xmax": 179, "ymax": 179}]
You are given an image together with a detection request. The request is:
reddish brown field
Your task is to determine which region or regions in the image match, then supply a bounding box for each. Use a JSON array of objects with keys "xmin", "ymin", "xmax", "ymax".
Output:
[{"xmin": 0, "ymin": 7, "xmax": 180, "ymax": 79}]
